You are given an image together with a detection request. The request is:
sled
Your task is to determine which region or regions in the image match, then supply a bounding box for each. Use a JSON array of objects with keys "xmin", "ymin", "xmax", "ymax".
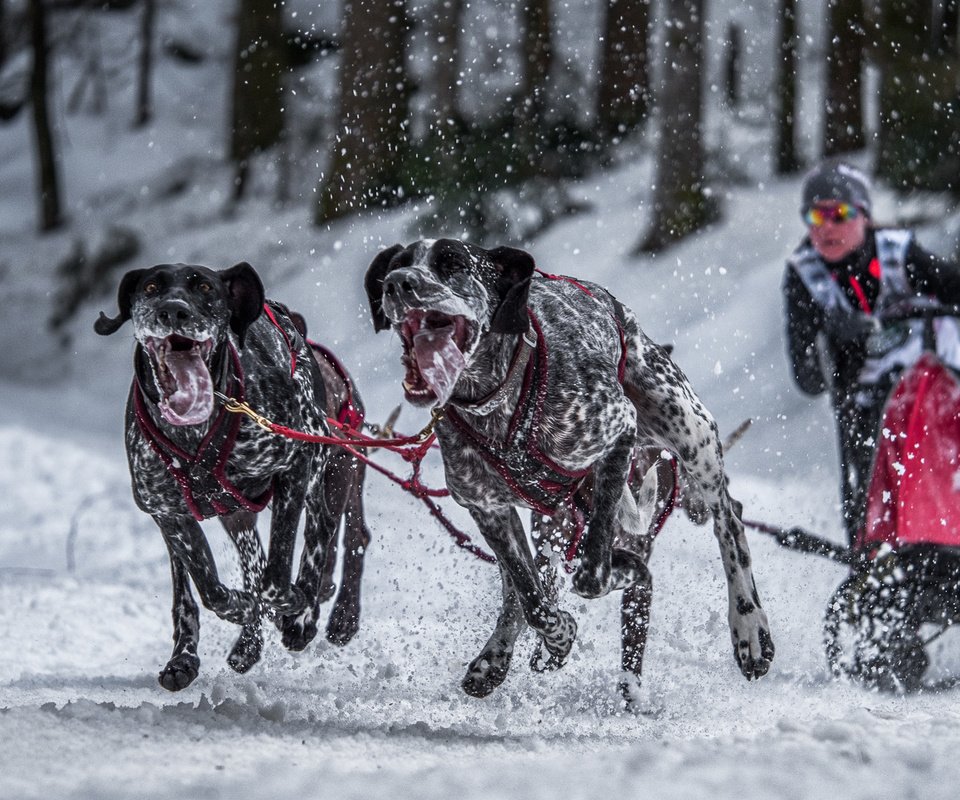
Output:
[{"xmin": 753, "ymin": 303, "xmax": 960, "ymax": 691}]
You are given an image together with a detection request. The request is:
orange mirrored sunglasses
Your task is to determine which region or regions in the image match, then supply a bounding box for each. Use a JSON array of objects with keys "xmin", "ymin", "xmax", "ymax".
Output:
[{"xmin": 802, "ymin": 202, "xmax": 860, "ymax": 227}]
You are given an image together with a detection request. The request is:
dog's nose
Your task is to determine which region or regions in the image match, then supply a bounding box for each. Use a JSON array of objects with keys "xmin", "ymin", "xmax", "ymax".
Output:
[
  {"xmin": 383, "ymin": 269, "xmax": 423, "ymax": 300},
  {"xmin": 156, "ymin": 299, "xmax": 193, "ymax": 327}
]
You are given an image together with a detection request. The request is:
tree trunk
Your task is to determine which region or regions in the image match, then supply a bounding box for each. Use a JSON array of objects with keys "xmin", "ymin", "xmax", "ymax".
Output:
[
  {"xmin": 596, "ymin": 0, "xmax": 650, "ymax": 139},
  {"xmin": 518, "ymin": 0, "xmax": 553, "ymax": 128},
  {"xmin": 431, "ymin": 0, "xmax": 465, "ymax": 130},
  {"xmin": 823, "ymin": 0, "xmax": 866, "ymax": 156},
  {"xmin": 229, "ymin": 0, "xmax": 286, "ymax": 200},
  {"xmin": 0, "ymin": 0, "xmax": 7, "ymax": 69},
  {"xmin": 874, "ymin": 0, "xmax": 960, "ymax": 192},
  {"xmin": 723, "ymin": 22, "xmax": 741, "ymax": 107},
  {"xmin": 29, "ymin": 0, "xmax": 64, "ymax": 233},
  {"xmin": 636, "ymin": 0, "xmax": 714, "ymax": 253},
  {"xmin": 134, "ymin": 0, "xmax": 155, "ymax": 127},
  {"xmin": 774, "ymin": 0, "xmax": 801, "ymax": 174},
  {"xmin": 315, "ymin": 0, "xmax": 410, "ymax": 223},
  {"xmin": 936, "ymin": 1, "xmax": 958, "ymax": 55}
]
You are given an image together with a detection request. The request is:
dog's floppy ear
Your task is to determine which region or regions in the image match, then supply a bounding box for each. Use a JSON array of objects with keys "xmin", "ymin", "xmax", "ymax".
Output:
[
  {"xmin": 94, "ymin": 268, "xmax": 147, "ymax": 336},
  {"xmin": 219, "ymin": 262, "xmax": 265, "ymax": 348},
  {"xmin": 364, "ymin": 244, "xmax": 404, "ymax": 332},
  {"xmin": 487, "ymin": 246, "xmax": 536, "ymax": 334}
]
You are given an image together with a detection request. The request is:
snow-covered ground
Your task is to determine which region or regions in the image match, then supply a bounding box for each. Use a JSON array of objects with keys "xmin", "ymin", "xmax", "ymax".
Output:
[{"xmin": 3, "ymin": 2, "xmax": 960, "ymax": 798}]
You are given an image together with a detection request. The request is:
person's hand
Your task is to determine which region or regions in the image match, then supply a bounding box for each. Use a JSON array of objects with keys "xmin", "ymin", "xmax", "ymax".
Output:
[{"xmin": 822, "ymin": 310, "xmax": 876, "ymax": 344}]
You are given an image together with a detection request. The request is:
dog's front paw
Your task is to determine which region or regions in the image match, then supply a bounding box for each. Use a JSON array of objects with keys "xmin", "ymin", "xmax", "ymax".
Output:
[
  {"xmin": 609, "ymin": 548, "xmax": 651, "ymax": 591},
  {"xmin": 262, "ymin": 582, "xmax": 307, "ymax": 615},
  {"xmin": 279, "ymin": 608, "xmax": 319, "ymax": 652},
  {"xmin": 159, "ymin": 653, "xmax": 200, "ymax": 692},
  {"xmin": 529, "ymin": 639, "xmax": 567, "ymax": 673},
  {"xmin": 325, "ymin": 597, "xmax": 360, "ymax": 647},
  {"xmin": 532, "ymin": 609, "xmax": 577, "ymax": 671},
  {"xmin": 571, "ymin": 561, "xmax": 612, "ymax": 599},
  {"xmin": 462, "ymin": 650, "xmax": 513, "ymax": 698},
  {"xmin": 227, "ymin": 626, "xmax": 263, "ymax": 674},
  {"xmin": 211, "ymin": 589, "xmax": 258, "ymax": 626},
  {"xmin": 732, "ymin": 613, "xmax": 775, "ymax": 680}
]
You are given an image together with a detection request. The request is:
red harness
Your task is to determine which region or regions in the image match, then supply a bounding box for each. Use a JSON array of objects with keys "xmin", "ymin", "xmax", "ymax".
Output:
[
  {"xmin": 309, "ymin": 342, "xmax": 366, "ymax": 430},
  {"xmin": 445, "ymin": 273, "xmax": 643, "ymax": 563},
  {"xmin": 133, "ymin": 344, "xmax": 272, "ymax": 522},
  {"xmin": 262, "ymin": 302, "xmax": 365, "ymax": 429},
  {"xmin": 446, "ymin": 312, "xmax": 594, "ymax": 518},
  {"xmin": 133, "ymin": 303, "xmax": 363, "ymax": 524}
]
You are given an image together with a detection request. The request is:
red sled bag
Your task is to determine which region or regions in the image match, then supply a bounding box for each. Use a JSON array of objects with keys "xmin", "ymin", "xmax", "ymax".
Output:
[{"xmin": 861, "ymin": 352, "xmax": 960, "ymax": 550}]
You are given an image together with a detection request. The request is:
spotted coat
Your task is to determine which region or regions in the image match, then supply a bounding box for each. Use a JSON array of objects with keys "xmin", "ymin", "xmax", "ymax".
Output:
[
  {"xmin": 365, "ymin": 238, "xmax": 775, "ymax": 704},
  {"xmin": 97, "ymin": 262, "xmax": 369, "ymax": 691}
]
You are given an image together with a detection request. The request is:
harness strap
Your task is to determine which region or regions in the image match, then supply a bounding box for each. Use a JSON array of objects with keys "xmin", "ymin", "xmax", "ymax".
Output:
[
  {"xmin": 445, "ymin": 310, "xmax": 593, "ymax": 518},
  {"xmin": 449, "ymin": 322, "xmax": 538, "ymax": 417},
  {"xmin": 262, "ymin": 303, "xmax": 297, "ymax": 377},
  {"xmin": 308, "ymin": 341, "xmax": 366, "ymax": 430},
  {"xmin": 133, "ymin": 345, "xmax": 272, "ymax": 521},
  {"xmin": 261, "ymin": 302, "xmax": 366, "ymax": 431}
]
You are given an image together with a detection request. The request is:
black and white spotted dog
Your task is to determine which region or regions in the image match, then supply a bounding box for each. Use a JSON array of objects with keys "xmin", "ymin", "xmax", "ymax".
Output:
[
  {"xmin": 364, "ymin": 238, "xmax": 774, "ymax": 701},
  {"xmin": 96, "ymin": 262, "xmax": 370, "ymax": 691}
]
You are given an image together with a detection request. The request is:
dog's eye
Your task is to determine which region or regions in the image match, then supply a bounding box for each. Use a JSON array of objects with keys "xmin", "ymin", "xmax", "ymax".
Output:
[
  {"xmin": 198, "ymin": 281, "xmax": 212, "ymax": 293},
  {"xmin": 143, "ymin": 280, "xmax": 159, "ymax": 294}
]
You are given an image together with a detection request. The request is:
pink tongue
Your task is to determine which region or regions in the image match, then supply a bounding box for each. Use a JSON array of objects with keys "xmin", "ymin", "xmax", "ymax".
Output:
[
  {"xmin": 159, "ymin": 349, "xmax": 214, "ymax": 425},
  {"xmin": 413, "ymin": 326, "xmax": 465, "ymax": 405}
]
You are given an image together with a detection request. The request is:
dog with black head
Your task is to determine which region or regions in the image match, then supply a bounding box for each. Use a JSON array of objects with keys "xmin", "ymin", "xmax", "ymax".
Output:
[
  {"xmin": 364, "ymin": 238, "xmax": 774, "ymax": 704},
  {"xmin": 96, "ymin": 262, "xmax": 369, "ymax": 690}
]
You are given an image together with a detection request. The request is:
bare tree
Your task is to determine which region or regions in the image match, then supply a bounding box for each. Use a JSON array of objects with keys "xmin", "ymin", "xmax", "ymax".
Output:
[
  {"xmin": 722, "ymin": 22, "xmax": 742, "ymax": 107},
  {"xmin": 315, "ymin": 0, "xmax": 410, "ymax": 223},
  {"xmin": 935, "ymin": 0, "xmax": 958, "ymax": 55},
  {"xmin": 134, "ymin": 0, "xmax": 155, "ymax": 127},
  {"xmin": 29, "ymin": 0, "xmax": 63, "ymax": 232},
  {"xmin": 636, "ymin": 0, "xmax": 713, "ymax": 253},
  {"xmin": 874, "ymin": 0, "xmax": 960, "ymax": 191},
  {"xmin": 774, "ymin": 0, "xmax": 801, "ymax": 174},
  {"xmin": 431, "ymin": 0, "xmax": 465, "ymax": 131},
  {"xmin": 822, "ymin": 0, "xmax": 866, "ymax": 156},
  {"xmin": 229, "ymin": 0, "xmax": 286, "ymax": 201},
  {"xmin": 517, "ymin": 0, "xmax": 553, "ymax": 129},
  {"xmin": 596, "ymin": 0, "xmax": 650, "ymax": 140},
  {"xmin": 0, "ymin": 0, "xmax": 7, "ymax": 68}
]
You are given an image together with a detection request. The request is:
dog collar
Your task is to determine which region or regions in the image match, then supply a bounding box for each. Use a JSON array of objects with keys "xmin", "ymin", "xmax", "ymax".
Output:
[{"xmin": 448, "ymin": 322, "xmax": 537, "ymax": 417}]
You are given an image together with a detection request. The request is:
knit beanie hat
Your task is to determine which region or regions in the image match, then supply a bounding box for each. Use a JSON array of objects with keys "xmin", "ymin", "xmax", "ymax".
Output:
[{"xmin": 801, "ymin": 161, "xmax": 872, "ymax": 217}]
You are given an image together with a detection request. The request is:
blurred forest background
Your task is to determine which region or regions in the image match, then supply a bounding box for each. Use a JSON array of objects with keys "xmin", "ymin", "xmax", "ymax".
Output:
[{"xmin": 0, "ymin": 0, "xmax": 958, "ymax": 331}]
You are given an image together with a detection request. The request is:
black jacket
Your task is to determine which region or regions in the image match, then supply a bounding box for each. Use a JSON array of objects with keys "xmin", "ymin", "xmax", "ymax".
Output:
[{"xmin": 783, "ymin": 229, "xmax": 960, "ymax": 405}]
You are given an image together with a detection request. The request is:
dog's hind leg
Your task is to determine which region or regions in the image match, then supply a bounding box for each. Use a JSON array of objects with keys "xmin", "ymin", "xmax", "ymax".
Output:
[
  {"xmin": 622, "ymin": 344, "xmax": 774, "ymax": 680},
  {"xmin": 571, "ymin": 429, "xmax": 640, "ymax": 599},
  {"xmin": 155, "ymin": 515, "xmax": 257, "ymax": 625},
  {"xmin": 529, "ymin": 512, "xmax": 574, "ymax": 672},
  {"xmin": 325, "ymin": 456, "xmax": 371, "ymax": 646},
  {"xmin": 652, "ymin": 399, "xmax": 773, "ymax": 678},
  {"xmin": 467, "ymin": 506, "xmax": 577, "ymax": 687},
  {"xmin": 462, "ymin": 562, "xmax": 527, "ymax": 697},
  {"xmin": 261, "ymin": 475, "xmax": 311, "ymax": 617},
  {"xmin": 318, "ymin": 530, "xmax": 339, "ymax": 607},
  {"xmin": 220, "ymin": 510, "xmax": 265, "ymax": 674},
  {"xmin": 620, "ymin": 569, "xmax": 653, "ymax": 708},
  {"xmin": 158, "ymin": 549, "xmax": 201, "ymax": 692},
  {"xmin": 279, "ymin": 468, "xmax": 340, "ymax": 651},
  {"xmin": 708, "ymin": 493, "xmax": 775, "ymax": 679}
]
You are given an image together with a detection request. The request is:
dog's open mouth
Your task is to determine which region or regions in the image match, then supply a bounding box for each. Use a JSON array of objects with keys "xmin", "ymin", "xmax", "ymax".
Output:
[
  {"xmin": 400, "ymin": 310, "xmax": 471, "ymax": 406},
  {"xmin": 145, "ymin": 334, "xmax": 216, "ymax": 425}
]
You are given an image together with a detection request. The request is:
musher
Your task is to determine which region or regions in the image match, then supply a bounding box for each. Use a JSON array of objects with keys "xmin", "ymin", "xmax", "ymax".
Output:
[{"xmin": 782, "ymin": 159, "xmax": 960, "ymax": 546}]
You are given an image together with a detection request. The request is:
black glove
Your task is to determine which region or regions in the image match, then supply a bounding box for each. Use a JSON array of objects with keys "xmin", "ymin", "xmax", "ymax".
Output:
[{"xmin": 822, "ymin": 310, "xmax": 876, "ymax": 344}]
